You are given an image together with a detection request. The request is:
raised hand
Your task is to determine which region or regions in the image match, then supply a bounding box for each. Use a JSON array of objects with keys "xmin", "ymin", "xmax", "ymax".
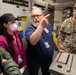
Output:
[{"xmin": 40, "ymin": 14, "xmax": 50, "ymax": 27}]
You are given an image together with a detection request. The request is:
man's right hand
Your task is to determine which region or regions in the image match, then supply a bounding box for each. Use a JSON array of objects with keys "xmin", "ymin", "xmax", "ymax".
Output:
[{"xmin": 59, "ymin": 45, "xmax": 65, "ymax": 52}]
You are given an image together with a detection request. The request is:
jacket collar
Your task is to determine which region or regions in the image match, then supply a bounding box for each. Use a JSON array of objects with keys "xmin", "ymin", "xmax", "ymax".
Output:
[{"xmin": 6, "ymin": 30, "xmax": 19, "ymax": 39}]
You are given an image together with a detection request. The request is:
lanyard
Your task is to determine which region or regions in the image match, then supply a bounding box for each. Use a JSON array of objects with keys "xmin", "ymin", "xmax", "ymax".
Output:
[{"xmin": 13, "ymin": 35, "xmax": 23, "ymax": 65}]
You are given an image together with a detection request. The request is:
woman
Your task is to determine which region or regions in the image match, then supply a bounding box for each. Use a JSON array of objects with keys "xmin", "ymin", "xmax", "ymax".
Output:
[{"xmin": 0, "ymin": 13, "xmax": 27, "ymax": 70}]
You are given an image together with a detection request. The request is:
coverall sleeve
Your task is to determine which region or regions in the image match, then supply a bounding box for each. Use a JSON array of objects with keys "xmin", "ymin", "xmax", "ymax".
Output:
[
  {"xmin": 57, "ymin": 20, "xmax": 67, "ymax": 45},
  {"xmin": 0, "ymin": 47, "xmax": 21, "ymax": 75},
  {"xmin": 2, "ymin": 59, "xmax": 21, "ymax": 75}
]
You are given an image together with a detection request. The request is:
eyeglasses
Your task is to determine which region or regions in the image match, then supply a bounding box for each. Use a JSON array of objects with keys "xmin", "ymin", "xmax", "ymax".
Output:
[
  {"xmin": 73, "ymin": 7, "xmax": 76, "ymax": 10},
  {"xmin": 32, "ymin": 14, "xmax": 43, "ymax": 18}
]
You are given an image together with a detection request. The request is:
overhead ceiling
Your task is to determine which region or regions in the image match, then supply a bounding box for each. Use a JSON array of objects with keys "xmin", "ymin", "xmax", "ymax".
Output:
[
  {"xmin": 44, "ymin": 0, "xmax": 76, "ymax": 9},
  {"xmin": 55, "ymin": 0, "xmax": 76, "ymax": 3}
]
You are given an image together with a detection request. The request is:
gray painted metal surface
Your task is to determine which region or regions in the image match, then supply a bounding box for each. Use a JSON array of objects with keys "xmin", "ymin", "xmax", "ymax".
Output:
[{"xmin": 49, "ymin": 52, "xmax": 76, "ymax": 75}]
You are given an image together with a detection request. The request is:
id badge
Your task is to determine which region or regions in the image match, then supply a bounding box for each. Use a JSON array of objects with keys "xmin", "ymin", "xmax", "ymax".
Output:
[
  {"xmin": 44, "ymin": 28, "xmax": 49, "ymax": 33},
  {"xmin": 44, "ymin": 42, "xmax": 50, "ymax": 48},
  {"xmin": 18, "ymin": 55, "xmax": 23, "ymax": 63}
]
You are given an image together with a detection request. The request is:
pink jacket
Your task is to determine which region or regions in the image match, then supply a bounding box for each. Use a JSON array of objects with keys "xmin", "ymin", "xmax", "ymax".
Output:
[{"xmin": 0, "ymin": 30, "xmax": 27, "ymax": 68}]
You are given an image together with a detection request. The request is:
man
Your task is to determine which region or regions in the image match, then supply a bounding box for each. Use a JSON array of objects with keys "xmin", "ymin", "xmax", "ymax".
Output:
[
  {"xmin": 58, "ymin": 3, "xmax": 76, "ymax": 54},
  {"xmin": 0, "ymin": 47, "xmax": 21, "ymax": 75},
  {"xmin": 25, "ymin": 7, "xmax": 64, "ymax": 75}
]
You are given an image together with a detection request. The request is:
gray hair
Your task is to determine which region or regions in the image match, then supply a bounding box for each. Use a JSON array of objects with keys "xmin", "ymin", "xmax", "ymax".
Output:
[{"xmin": 32, "ymin": 6, "xmax": 44, "ymax": 14}]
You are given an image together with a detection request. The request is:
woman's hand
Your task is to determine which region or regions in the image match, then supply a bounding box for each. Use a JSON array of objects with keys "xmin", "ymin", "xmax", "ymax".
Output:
[{"xmin": 20, "ymin": 65, "xmax": 27, "ymax": 74}]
